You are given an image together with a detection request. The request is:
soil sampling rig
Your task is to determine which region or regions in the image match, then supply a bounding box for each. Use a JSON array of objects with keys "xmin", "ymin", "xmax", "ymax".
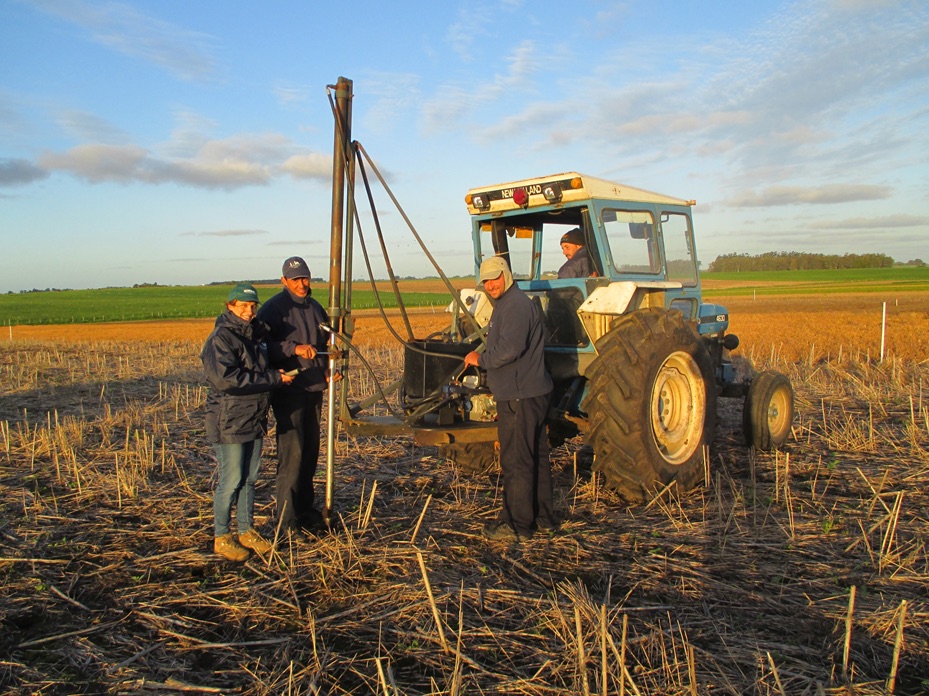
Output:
[{"xmin": 320, "ymin": 76, "xmax": 794, "ymax": 506}]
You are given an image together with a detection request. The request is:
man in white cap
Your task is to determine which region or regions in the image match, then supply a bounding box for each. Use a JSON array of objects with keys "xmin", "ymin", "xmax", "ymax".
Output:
[
  {"xmin": 464, "ymin": 255, "xmax": 557, "ymax": 542},
  {"xmin": 257, "ymin": 256, "xmax": 331, "ymax": 533}
]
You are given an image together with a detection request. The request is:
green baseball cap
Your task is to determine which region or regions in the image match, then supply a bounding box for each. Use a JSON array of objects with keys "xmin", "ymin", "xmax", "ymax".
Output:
[{"xmin": 227, "ymin": 282, "xmax": 260, "ymax": 303}]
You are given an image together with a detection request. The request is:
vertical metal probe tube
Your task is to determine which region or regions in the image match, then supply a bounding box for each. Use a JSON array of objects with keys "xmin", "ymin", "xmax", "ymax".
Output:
[
  {"xmin": 325, "ymin": 325, "xmax": 338, "ymax": 526},
  {"xmin": 325, "ymin": 76, "xmax": 353, "ymax": 526}
]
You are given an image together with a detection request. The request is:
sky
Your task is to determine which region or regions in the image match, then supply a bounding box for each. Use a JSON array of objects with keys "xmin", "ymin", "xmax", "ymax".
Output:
[{"xmin": 1, "ymin": 0, "xmax": 928, "ymax": 293}]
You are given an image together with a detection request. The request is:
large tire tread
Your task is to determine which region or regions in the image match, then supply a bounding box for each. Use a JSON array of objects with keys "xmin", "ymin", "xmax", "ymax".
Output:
[{"xmin": 581, "ymin": 308, "xmax": 715, "ymax": 503}]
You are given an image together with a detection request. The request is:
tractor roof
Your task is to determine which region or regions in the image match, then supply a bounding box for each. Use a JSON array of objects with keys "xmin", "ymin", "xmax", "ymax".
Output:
[{"xmin": 465, "ymin": 171, "xmax": 694, "ymax": 215}]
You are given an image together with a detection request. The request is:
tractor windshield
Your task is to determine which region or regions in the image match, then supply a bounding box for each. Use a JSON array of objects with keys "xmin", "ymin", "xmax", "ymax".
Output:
[{"xmin": 478, "ymin": 207, "xmax": 597, "ymax": 280}]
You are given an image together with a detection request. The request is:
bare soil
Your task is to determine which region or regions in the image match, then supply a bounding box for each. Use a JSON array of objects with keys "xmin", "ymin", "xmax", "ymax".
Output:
[{"xmin": 1, "ymin": 299, "xmax": 927, "ymax": 694}]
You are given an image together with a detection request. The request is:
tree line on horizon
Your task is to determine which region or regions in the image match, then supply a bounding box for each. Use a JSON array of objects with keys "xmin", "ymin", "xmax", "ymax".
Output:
[{"xmin": 706, "ymin": 251, "xmax": 924, "ymax": 273}]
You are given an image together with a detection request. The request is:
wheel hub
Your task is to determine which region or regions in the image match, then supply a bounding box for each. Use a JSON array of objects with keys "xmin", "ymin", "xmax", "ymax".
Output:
[{"xmin": 650, "ymin": 351, "xmax": 706, "ymax": 466}]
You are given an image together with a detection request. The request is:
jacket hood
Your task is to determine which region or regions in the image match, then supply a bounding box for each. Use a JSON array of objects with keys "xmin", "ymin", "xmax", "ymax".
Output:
[{"xmin": 502, "ymin": 263, "xmax": 513, "ymax": 292}]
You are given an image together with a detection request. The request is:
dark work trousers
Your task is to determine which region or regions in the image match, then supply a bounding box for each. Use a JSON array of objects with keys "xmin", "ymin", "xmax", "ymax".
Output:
[
  {"xmin": 271, "ymin": 388, "xmax": 323, "ymax": 529},
  {"xmin": 496, "ymin": 393, "xmax": 553, "ymax": 536}
]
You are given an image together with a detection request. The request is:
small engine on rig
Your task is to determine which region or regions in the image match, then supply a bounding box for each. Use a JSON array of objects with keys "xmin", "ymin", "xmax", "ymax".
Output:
[
  {"xmin": 465, "ymin": 391, "xmax": 497, "ymax": 422},
  {"xmin": 399, "ymin": 338, "xmax": 494, "ymax": 426}
]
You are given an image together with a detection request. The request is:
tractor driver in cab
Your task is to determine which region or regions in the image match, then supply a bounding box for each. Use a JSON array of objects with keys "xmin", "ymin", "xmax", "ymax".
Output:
[{"xmin": 557, "ymin": 227, "xmax": 594, "ymax": 278}]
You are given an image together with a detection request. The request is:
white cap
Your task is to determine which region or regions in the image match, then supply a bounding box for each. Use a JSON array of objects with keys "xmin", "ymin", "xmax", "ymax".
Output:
[{"xmin": 479, "ymin": 256, "xmax": 509, "ymax": 283}]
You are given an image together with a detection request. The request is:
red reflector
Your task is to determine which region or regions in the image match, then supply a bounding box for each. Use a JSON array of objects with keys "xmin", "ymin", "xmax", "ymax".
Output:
[{"xmin": 512, "ymin": 188, "xmax": 528, "ymax": 206}]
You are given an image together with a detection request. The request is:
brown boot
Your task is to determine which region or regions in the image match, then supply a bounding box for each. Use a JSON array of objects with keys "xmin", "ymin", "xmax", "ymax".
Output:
[
  {"xmin": 238, "ymin": 529, "xmax": 272, "ymax": 554},
  {"xmin": 214, "ymin": 533, "xmax": 250, "ymax": 562}
]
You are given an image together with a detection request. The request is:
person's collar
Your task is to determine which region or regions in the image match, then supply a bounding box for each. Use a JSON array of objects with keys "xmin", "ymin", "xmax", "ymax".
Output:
[
  {"xmin": 224, "ymin": 308, "xmax": 252, "ymax": 331},
  {"xmin": 496, "ymin": 284, "xmax": 514, "ymax": 301},
  {"xmin": 286, "ymin": 287, "xmax": 311, "ymax": 305}
]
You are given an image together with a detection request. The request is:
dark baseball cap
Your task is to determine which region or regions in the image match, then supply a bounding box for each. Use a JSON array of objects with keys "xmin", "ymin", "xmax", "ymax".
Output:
[{"xmin": 282, "ymin": 256, "xmax": 311, "ymax": 279}]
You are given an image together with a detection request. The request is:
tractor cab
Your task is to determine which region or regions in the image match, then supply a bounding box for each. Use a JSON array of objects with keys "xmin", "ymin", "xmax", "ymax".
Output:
[{"xmin": 458, "ymin": 172, "xmax": 710, "ymax": 385}]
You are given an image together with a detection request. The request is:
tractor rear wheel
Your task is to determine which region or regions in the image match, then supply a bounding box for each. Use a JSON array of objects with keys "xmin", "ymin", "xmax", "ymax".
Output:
[
  {"xmin": 438, "ymin": 441, "xmax": 497, "ymax": 475},
  {"xmin": 581, "ymin": 308, "xmax": 716, "ymax": 503},
  {"xmin": 743, "ymin": 370, "xmax": 794, "ymax": 450}
]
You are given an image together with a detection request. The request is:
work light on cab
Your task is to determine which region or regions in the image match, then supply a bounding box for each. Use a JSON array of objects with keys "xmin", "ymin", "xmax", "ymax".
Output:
[
  {"xmin": 542, "ymin": 183, "xmax": 562, "ymax": 203},
  {"xmin": 465, "ymin": 192, "xmax": 490, "ymax": 211}
]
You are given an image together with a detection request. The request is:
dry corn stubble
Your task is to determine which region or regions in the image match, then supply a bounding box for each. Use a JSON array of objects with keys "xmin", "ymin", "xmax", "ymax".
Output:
[{"xmin": 0, "ymin": 297, "xmax": 928, "ymax": 694}]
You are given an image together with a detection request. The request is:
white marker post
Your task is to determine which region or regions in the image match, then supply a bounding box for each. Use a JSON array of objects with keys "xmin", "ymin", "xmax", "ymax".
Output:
[{"xmin": 880, "ymin": 301, "xmax": 887, "ymax": 363}]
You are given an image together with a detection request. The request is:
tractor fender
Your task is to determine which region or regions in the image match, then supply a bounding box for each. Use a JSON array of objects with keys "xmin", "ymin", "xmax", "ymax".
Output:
[
  {"xmin": 447, "ymin": 287, "xmax": 493, "ymax": 326},
  {"xmin": 578, "ymin": 280, "xmax": 683, "ymax": 348}
]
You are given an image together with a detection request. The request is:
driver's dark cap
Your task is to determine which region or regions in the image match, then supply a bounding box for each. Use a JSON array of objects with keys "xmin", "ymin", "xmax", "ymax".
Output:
[{"xmin": 560, "ymin": 228, "xmax": 584, "ymax": 246}]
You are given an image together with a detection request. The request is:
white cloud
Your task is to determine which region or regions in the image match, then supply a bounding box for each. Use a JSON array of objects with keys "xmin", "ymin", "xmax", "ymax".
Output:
[
  {"xmin": 730, "ymin": 184, "xmax": 893, "ymax": 207},
  {"xmin": 0, "ymin": 158, "xmax": 48, "ymax": 185},
  {"xmin": 273, "ymin": 83, "xmax": 310, "ymax": 107},
  {"xmin": 421, "ymin": 84, "xmax": 474, "ymax": 134},
  {"xmin": 359, "ymin": 72, "xmax": 422, "ymax": 133},
  {"xmin": 38, "ymin": 143, "xmax": 149, "ymax": 183},
  {"xmin": 809, "ymin": 214, "xmax": 929, "ymax": 229},
  {"xmin": 462, "ymin": 0, "xmax": 929, "ymax": 198},
  {"xmin": 281, "ymin": 153, "xmax": 331, "ymax": 180},
  {"xmin": 0, "ymin": 91, "xmax": 31, "ymax": 138},
  {"xmin": 160, "ymin": 110, "xmax": 217, "ymax": 158},
  {"xmin": 34, "ymin": 134, "xmax": 331, "ymax": 189},
  {"xmin": 25, "ymin": 0, "xmax": 217, "ymax": 81},
  {"xmin": 268, "ymin": 239, "xmax": 324, "ymax": 247},
  {"xmin": 420, "ymin": 40, "xmax": 539, "ymax": 133},
  {"xmin": 446, "ymin": 6, "xmax": 481, "ymax": 63},
  {"xmin": 829, "ymin": 0, "xmax": 902, "ymax": 12},
  {"xmin": 493, "ymin": 40, "xmax": 536, "ymax": 90},
  {"xmin": 57, "ymin": 110, "xmax": 131, "ymax": 144},
  {"xmin": 478, "ymin": 101, "xmax": 574, "ymax": 142},
  {"xmin": 181, "ymin": 229, "xmax": 269, "ymax": 238}
]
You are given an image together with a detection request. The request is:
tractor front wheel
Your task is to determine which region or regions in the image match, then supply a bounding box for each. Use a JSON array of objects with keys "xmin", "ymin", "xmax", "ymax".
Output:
[
  {"xmin": 581, "ymin": 308, "xmax": 716, "ymax": 502},
  {"xmin": 743, "ymin": 370, "xmax": 794, "ymax": 450}
]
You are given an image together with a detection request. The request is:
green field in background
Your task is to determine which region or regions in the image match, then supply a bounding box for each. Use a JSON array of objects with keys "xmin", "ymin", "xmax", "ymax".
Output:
[
  {"xmin": 701, "ymin": 266, "xmax": 929, "ymax": 296},
  {"xmin": 2, "ymin": 267, "xmax": 927, "ymax": 325},
  {"xmin": 0, "ymin": 284, "xmax": 457, "ymax": 326}
]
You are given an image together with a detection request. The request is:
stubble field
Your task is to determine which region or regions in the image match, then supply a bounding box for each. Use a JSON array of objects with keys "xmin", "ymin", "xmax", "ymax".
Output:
[{"xmin": 1, "ymin": 291, "xmax": 927, "ymax": 694}]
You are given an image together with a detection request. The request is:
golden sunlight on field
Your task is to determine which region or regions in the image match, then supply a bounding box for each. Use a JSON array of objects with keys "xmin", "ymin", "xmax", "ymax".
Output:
[
  {"xmin": 8, "ymin": 312, "xmax": 451, "ymax": 347},
  {"xmin": 11, "ymin": 291, "xmax": 928, "ymax": 364},
  {"xmin": 715, "ymin": 292, "xmax": 929, "ymax": 364}
]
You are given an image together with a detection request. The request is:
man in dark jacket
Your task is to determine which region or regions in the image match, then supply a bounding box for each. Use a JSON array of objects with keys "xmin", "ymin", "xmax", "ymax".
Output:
[
  {"xmin": 557, "ymin": 227, "xmax": 593, "ymax": 278},
  {"xmin": 257, "ymin": 257, "xmax": 331, "ymax": 533},
  {"xmin": 464, "ymin": 256, "xmax": 556, "ymax": 542},
  {"xmin": 201, "ymin": 282, "xmax": 294, "ymax": 561}
]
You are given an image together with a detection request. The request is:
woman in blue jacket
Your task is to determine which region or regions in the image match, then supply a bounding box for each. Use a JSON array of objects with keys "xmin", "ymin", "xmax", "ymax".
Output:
[{"xmin": 201, "ymin": 283, "xmax": 294, "ymax": 561}]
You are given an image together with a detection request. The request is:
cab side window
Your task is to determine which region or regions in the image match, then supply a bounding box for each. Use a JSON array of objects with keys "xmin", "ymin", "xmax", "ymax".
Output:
[
  {"xmin": 662, "ymin": 212, "xmax": 698, "ymax": 286},
  {"xmin": 602, "ymin": 209, "xmax": 660, "ymax": 274}
]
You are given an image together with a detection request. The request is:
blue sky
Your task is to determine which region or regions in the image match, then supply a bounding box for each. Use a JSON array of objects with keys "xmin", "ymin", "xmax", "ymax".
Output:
[{"xmin": 1, "ymin": 0, "xmax": 927, "ymax": 292}]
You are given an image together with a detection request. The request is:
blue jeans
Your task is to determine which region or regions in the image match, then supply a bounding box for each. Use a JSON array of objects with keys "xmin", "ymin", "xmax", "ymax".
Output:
[{"xmin": 213, "ymin": 439, "xmax": 262, "ymax": 536}]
